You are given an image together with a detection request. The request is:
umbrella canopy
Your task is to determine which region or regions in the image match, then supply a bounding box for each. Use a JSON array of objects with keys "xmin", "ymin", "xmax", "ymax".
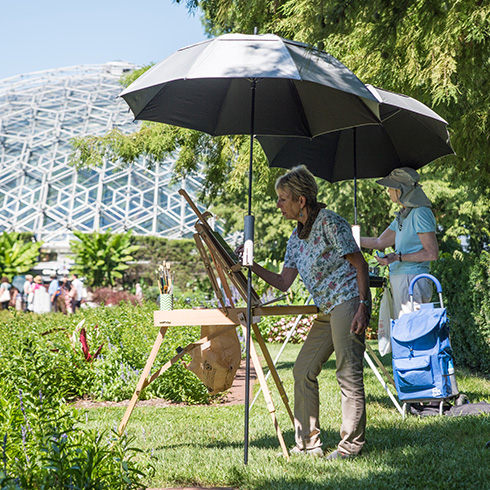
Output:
[
  {"xmin": 257, "ymin": 84, "xmax": 454, "ymax": 182},
  {"xmin": 120, "ymin": 33, "xmax": 380, "ymax": 137}
]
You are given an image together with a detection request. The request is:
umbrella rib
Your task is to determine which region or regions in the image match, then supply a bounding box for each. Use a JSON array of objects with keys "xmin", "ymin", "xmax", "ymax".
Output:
[
  {"xmin": 380, "ymin": 107, "xmax": 402, "ymax": 123},
  {"xmin": 312, "ymin": 121, "xmax": 382, "ymax": 138}
]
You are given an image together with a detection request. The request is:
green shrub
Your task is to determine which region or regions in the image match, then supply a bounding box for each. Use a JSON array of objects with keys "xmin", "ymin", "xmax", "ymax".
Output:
[
  {"xmin": 432, "ymin": 251, "xmax": 490, "ymax": 374},
  {"xmin": 127, "ymin": 235, "xmax": 211, "ymax": 297},
  {"xmin": 0, "ymin": 231, "xmax": 43, "ymax": 280},
  {"xmin": 0, "ymin": 301, "xmax": 214, "ymax": 405},
  {"xmin": 70, "ymin": 229, "xmax": 140, "ymax": 288},
  {"xmin": 0, "ymin": 378, "xmax": 151, "ymax": 489}
]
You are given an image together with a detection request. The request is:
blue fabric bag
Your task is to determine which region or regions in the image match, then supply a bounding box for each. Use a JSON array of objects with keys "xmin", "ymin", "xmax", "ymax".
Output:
[{"xmin": 391, "ymin": 303, "xmax": 455, "ymax": 402}]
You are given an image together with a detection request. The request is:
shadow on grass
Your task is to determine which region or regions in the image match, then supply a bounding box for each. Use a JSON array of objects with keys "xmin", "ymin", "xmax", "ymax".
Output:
[
  {"xmin": 151, "ymin": 415, "xmax": 490, "ymax": 489},
  {"xmin": 365, "ymin": 392, "xmax": 400, "ymax": 410}
]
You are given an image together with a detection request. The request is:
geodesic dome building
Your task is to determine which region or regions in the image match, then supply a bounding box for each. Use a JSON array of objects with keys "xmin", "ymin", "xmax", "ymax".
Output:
[{"xmin": 0, "ymin": 62, "xmax": 206, "ymax": 255}]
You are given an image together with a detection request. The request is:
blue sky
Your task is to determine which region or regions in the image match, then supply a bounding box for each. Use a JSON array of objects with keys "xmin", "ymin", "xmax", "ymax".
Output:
[{"xmin": 2, "ymin": 0, "xmax": 207, "ymax": 80}]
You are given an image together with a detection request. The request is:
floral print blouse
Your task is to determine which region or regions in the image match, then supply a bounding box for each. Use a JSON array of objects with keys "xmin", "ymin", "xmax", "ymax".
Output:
[{"xmin": 283, "ymin": 208, "xmax": 360, "ymax": 314}]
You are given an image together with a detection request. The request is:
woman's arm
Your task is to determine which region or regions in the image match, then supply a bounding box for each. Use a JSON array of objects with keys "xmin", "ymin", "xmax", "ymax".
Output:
[
  {"xmin": 344, "ymin": 251, "xmax": 371, "ymax": 335},
  {"xmin": 235, "ymin": 244, "xmax": 298, "ymax": 292},
  {"xmin": 375, "ymin": 231, "xmax": 438, "ymax": 266},
  {"xmin": 360, "ymin": 227, "xmax": 396, "ymax": 250},
  {"xmin": 251, "ymin": 261, "xmax": 298, "ymax": 292}
]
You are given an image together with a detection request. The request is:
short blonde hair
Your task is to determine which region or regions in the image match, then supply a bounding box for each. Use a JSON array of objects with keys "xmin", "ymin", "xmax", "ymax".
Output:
[{"xmin": 275, "ymin": 165, "xmax": 318, "ymax": 207}]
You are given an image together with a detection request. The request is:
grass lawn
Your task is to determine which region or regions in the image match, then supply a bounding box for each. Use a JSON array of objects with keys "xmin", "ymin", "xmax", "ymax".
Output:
[{"xmin": 84, "ymin": 341, "xmax": 490, "ymax": 489}]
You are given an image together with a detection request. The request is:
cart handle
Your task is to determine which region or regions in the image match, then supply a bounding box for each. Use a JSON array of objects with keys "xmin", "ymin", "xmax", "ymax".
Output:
[
  {"xmin": 409, "ymin": 273, "xmax": 444, "ymax": 309},
  {"xmin": 408, "ymin": 273, "xmax": 442, "ymax": 295}
]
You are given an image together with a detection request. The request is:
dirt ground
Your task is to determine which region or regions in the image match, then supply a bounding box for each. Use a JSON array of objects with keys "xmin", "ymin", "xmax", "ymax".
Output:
[{"xmin": 72, "ymin": 360, "xmax": 257, "ymax": 410}]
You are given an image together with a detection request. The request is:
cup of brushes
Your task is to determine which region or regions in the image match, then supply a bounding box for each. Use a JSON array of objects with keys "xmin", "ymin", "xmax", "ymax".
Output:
[{"xmin": 156, "ymin": 261, "xmax": 174, "ymax": 311}]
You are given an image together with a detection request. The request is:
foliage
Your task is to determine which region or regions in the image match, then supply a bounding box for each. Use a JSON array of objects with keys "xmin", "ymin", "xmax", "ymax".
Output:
[
  {"xmin": 432, "ymin": 250, "xmax": 490, "ymax": 374},
  {"xmin": 0, "ymin": 232, "xmax": 43, "ymax": 281},
  {"xmin": 70, "ymin": 124, "xmax": 237, "ymax": 205},
  {"xmin": 0, "ymin": 378, "xmax": 151, "ymax": 489},
  {"xmin": 265, "ymin": 315, "xmax": 315, "ymax": 343},
  {"xmin": 0, "ymin": 301, "xmax": 214, "ymax": 405},
  {"xmin": 70, "ymin": 229, "xmax": 140, "ymax": 288},
  {"xmin": 90, "ymin": 288, "xmax": 140, "ymax": 306},
  {"xmin": 0, "ymin": 334, "xmax": 92, "ymax": 402},
  {"xmin": 127, "ymin": 235, "xmax": 212, "ymax": 298}
]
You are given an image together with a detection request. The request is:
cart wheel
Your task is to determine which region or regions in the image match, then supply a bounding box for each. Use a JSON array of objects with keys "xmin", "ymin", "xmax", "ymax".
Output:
[{"xmin": 454, "ymin": 394, "xmax": 469, "ymax": 406}]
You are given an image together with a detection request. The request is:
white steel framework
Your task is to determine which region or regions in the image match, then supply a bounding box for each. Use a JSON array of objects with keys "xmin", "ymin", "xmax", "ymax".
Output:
[{"xmin": 0, "ymin": 62, "xmax": 206, "ymax": 250}]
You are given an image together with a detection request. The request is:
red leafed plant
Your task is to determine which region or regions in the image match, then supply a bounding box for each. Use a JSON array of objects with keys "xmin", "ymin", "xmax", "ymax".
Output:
[{"xmin": 79, "ymin": 327, "xmax": 104, "ymax": 362}]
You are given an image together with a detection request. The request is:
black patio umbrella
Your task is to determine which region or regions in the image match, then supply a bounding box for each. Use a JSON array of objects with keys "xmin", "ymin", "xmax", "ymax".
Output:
[
  {"xmin": 120, "ymin": 32, "xmax": 380, "ymax": 463},
  {"xmin": 257, "ymin": 84, "xmax": 454, "ymax": 225}
]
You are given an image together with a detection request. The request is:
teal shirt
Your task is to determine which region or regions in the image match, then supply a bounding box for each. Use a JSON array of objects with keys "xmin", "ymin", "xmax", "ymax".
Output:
[{"xmin": 388, "ymin": 206, "xmax": 436, "ymax": 276}]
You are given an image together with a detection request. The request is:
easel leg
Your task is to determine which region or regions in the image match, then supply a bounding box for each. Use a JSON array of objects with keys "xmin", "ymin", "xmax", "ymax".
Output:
[
  {"xmin": 251, "ymin": 322, "xmax": 295, "ymax": 426},
  {"xmin": 118, "ymin": 326, "xmax": 168, "ymax": 435},
  {"xmin": 240, "ymin": 325, "xmax": 290, "ymax": 460}
]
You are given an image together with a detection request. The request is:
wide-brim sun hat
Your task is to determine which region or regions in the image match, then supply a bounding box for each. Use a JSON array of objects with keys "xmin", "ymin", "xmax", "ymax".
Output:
[
  {"xmin": 376, "ymin": 167, "xmax": 431, "ymax": 208},
  {"xmin": 376, "ymin": 167, "xmax": 420, "ymax": 189}
]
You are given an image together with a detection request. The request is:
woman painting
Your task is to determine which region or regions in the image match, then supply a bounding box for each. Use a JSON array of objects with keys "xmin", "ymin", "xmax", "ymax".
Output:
[{"xmin": 238, "ymin": 165, "xmax": 370, "ymax": 459}]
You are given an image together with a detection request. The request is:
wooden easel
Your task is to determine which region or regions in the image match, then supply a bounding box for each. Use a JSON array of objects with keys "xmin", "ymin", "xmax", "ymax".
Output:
[{"xmin": 118, "ymin": 189, "xmax": 318, "ymax": 459}]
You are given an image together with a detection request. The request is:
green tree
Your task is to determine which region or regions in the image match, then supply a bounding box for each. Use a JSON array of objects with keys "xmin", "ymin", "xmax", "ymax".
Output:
[
  {"xmin": 174, "ymin": 0, "xmax": 490, "ymax": 253},
  {"xmin": 70, "ymin": 230, "xmax": 140, "ymax": 287},
  {"xmin": 0, "ymin": 232, "xmax": 43, "ymax": 280}
]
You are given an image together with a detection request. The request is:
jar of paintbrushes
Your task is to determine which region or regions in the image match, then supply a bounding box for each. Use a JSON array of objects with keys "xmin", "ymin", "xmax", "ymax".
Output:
[{"xmin": 156, "ymin": 260, "xmax": 174, "ymax": 310}]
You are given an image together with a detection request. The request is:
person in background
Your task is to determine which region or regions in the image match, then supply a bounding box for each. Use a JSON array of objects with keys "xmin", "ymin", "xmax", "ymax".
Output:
[
  {"xmin": 14, "ymin": 286, "xmax": 23, "ymax": 311},
  {"xmin": 48, "ymin": 273, "xmax": 61, "ymax": 313},
  {"xmin": 135, "ymin": 283, "xmax": 143, "ymax": 302},
  {"xmin": 237, "ymin": 165, "xmax": 370, "ymax": 460},
  {"xmin": 60, "ymin": 276, "xmax": 72, "ymax": 314},
  {"xmin": 23, "ymin": 274, "xmax": 33, "ymax": 311},
  {"xmin": 8, "ymin": 286, "xmax": 18, "ymax": 309},
  {"xmin": 360, "ymin": 167, "xmax": 438, "ymax": 319},
  {"xmin": 70, "ymin": 274, "xmax": 83, "ymax": 312},
  {"xmin": 31, "ymin": 275, "xmax": 51, "ymax": 314},
  {"xmin": 0, "ymin": 277, "xmax": 12, "ymax": 310}
]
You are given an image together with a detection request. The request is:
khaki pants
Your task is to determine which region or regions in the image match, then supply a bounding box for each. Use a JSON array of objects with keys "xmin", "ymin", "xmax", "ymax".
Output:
[
  {"xmin": 390, "ymin": 274, "xmax": 433, "ymax": 319},
  {"xmin": 293, "ymin": 296, "xmax": 366, "ymax": 455}
]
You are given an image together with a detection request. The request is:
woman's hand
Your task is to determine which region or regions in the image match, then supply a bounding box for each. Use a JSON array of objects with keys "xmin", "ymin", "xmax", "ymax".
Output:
[
  {"xmin": 375, "ymin": 252, "xmax": 398, "ymax": 266},
  {"xmin": 235, "ymin": 244, "xmax": 244, "ymax": 262}
]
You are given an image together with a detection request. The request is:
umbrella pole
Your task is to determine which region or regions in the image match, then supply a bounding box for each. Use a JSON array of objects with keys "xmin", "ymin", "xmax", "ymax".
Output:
[
  {"xmin": 353, "ymin": 127, "xmax": 358, "ymax": 226},
  {"xmin": 243, "ymin": 79, "xmax": 257, "ymax": 465}
]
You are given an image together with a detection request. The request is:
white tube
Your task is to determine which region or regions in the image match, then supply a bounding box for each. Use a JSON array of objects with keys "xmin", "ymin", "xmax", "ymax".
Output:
[{"xmin": 352, "ymin": 224, "xmax": 361, "ymax": 248}]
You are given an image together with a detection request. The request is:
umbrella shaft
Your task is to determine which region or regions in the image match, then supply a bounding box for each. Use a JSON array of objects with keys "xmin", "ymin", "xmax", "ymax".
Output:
[
  {"xmin": 244, "ymin": 266, "xmax": 253, "ymax": 464},
  {"xmin": 353, "ymin": 127, "xmax": 357, "ymax": 225},
  {"xmin": 248, "ymin": 80, "xmax": 256, "ymax": 216}
]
